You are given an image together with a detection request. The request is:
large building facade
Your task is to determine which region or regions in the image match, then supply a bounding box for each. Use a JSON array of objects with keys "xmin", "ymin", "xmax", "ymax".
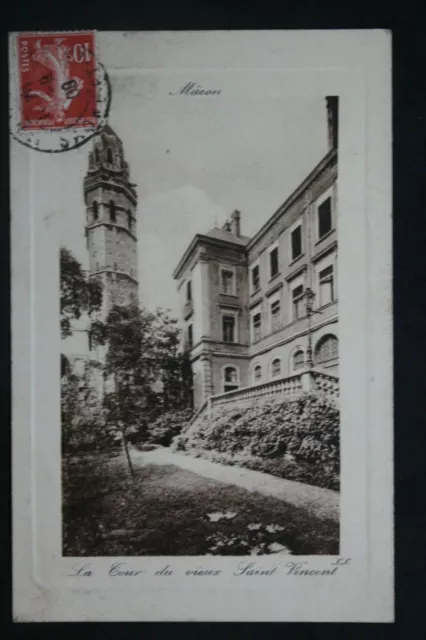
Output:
[{"xmin": 173, "ymin": 98, "xmax": 339, "ymax": 410}]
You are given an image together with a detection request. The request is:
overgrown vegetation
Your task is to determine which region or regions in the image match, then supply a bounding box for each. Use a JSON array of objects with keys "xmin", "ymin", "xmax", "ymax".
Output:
[
  {"xmin": 60, "ymin": 248, "xmax": 193, "ymax": 467},
  {"xmin": 63, "ymin": 453, "xmax": 339, "ymax": 556},
  {"xmin": 102, "ymin": 303, "xmax": 193, "ymax": 471},
  {"xmin": 60, "ymin": 247, "xmax": 104, "ymax": 344},
  {"xmin": 173, "ymin": 394, "xmax": 340, "ymax": 490},
  {"xmin": 61, "ymin": 361, "xmax": 117, "ymax": 457},
  {"xmin": 61, "ymin": 245, "xmax": 339, "ymax": 558},
  {"xmin": 145, "ymin": 408, "xmax": 194, "ymax": 447}
]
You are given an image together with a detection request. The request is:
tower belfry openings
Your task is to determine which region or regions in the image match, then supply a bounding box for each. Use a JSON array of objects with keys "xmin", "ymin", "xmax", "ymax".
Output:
[{"xmin": 84, "ymin": 125, "xmax": 139, "ymax": 323}]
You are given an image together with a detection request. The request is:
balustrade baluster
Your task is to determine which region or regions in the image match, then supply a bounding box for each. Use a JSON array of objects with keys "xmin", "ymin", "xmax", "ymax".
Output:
[{"xmin": 206, "ymin": 370, "xmax": 339, "ymax": 410}]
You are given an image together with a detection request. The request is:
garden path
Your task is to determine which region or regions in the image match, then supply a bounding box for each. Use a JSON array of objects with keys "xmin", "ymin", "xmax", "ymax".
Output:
[{"xmin": 130, "ymin": 447, "xmax": 339, "ymax": 522}]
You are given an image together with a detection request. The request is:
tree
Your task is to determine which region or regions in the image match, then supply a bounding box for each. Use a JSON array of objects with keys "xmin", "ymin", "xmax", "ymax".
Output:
[
  {"xmin": 150, "ymin": 308, "xmax": 193, "ymax": 412},
  {"xmin": 60, "ymin": 247, "xmax": 104, "ymax": 346},
  {"xmin": 103, "ymin": 303, "xmax": 192, "ymax": 476},
  {"xmin": 103, "ymin": 303, "xmax": 155, "ymax": 477}
]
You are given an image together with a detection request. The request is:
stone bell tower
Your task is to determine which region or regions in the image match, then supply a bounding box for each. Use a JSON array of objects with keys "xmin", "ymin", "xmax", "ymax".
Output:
[{"xmin": 84, "ymin": 124, "xmax": 139, "ymax": 322}]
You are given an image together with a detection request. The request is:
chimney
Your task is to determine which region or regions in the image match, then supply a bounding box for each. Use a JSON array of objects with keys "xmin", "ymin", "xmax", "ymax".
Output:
[
  {"xmin": 230, "ymin": 209, "xmax": 241, "ymax": 237},
  {"xmin": 222, "ymin": 221, "xmax": 232, "ymax": 232},
  {"xmin": 326, "ymin": 96, "xmax": 339, "ymax": 150}
]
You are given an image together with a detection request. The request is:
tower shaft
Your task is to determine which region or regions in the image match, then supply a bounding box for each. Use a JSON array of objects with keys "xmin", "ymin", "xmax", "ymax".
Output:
[{"xmin": 84, "ymin": 125, "xmax": 139, "ymax": 322}]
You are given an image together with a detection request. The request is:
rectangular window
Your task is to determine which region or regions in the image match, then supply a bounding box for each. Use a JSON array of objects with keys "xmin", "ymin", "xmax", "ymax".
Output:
[
  {"xmin": 221, "ymin": 269, "xmax": 235, "ymax": 295},
  {"xmin": 318, "ymin": 197, "xmax": 332, "ymax": 238},
  {"xmin": 318, "ymin": 265, "xmax": 334, "ymax": 306},
  {"xmin": 188, "ymin": 324, "xmax": 193, "ymax": 348},
  {"xmin": 270, "ymin": 247, "xmax": 279, "ymax": 278},
  {"xmin": 270, "ymin": 299, "xmax": 281, "ymax": 332},
  {"xmin": 251, "ymin": 265, "xmax": 260, "ymax": 292},
  {"xmin": 222, "ymin": 315, "xmax": 236, "ymax": 343},
  {"xmin": 292, "ymin": 284, "xmax": 304, "ymax": 320},
  {"xmin": 253, "ymin": 312, "xmax": 261, "ymax": 342},
  {"xmin": 291, "ymin": 225, "xmax": 302, "ymax": 261},
  {"xmin": 223, "ymin": 366, "xmax": 239, "ymax": 393},
  {"xmin": 186, "ymin": 280, "xmax": 192, "ymax": 302}
]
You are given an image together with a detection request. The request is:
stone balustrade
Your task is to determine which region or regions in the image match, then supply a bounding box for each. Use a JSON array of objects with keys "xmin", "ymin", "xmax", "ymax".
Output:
[
  {"xmin": 310, "ymin": 368, "xmax": 340, "ymax": 401},
  {"xmin": 209, "ymin": 367, "xmax": 339, "ymax": 411}
]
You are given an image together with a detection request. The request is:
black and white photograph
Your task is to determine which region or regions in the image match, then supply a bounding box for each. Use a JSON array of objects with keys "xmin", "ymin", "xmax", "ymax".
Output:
[
  {"xmin": 60, "ymin": 82, "xmax": 340, "ymax": 557},
  {"xmin": 11, "ymin": 30, "xmax": 392, "ymax": 622}
]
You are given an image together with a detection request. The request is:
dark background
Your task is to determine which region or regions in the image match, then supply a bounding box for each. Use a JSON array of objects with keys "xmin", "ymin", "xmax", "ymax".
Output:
[{"xmin": 2, "ymin": 0, "xmax": 426, "ymax": 637}]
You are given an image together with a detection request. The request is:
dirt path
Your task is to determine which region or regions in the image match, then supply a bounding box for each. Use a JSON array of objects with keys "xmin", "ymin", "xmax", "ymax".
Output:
[{"xmin": 130, "ymin": 447, "xmax": 339, "ymax": 523}]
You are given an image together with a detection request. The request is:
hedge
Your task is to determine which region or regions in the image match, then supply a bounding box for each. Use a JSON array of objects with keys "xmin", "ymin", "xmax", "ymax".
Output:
[{"xmin": 172, "ymin": 393, "xmax": 339, "ymax": 490}]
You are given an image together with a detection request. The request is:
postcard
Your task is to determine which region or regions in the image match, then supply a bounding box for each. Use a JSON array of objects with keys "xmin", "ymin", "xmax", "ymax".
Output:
[{"xmin": 10, "ymin": 29, "xmax": 393, "ymax": 622}]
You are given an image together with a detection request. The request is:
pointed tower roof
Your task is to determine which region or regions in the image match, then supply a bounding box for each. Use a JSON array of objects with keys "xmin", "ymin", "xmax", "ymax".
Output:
[{"xmin": 98, "ymin": 122, "xmax": 123, "ymax": 143}]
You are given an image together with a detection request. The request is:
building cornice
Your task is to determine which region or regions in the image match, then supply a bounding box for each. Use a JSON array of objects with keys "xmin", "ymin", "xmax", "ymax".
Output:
[
  {"xmin": 246, "ymin": 148, "xmax": 337, "ymax": 251},
  {"xmin": 249, "ymin": 297, "xmax": 263, "ymax": 310},
  {"xmin": 217, "ymin": 303, "xmax": 241, "ymax": 312},
  {"xmin": 312, "ymin": 239, "xmax": 338, "ymax": 263},
  {"xmin": 265, "ymin": 281, "xmax": 284, "ymax": 298},
  {"xmin": 172, "ymin": 234, "xmax": 247, "ymax": 281},
  {"xmin": 210, "ymin": 351, "xmax": 250, "ymax": 360},
  {"xmin": 249, "ymin": 314, "xmax": 338, "ymax": 359},
  {"xmin": 84, "ymin": 175, "xmax": 138, "ymax": 206},
  {"xmin": 89, "ymin": 269, "xmax": 139, "ymax": 285},
  {"xmin": 285, "ymin": 263, "xmax": 308, "ymax": 282},
  {"xmin": 86, "ymin": 221, "xmax": 137, "ymax": 242}
]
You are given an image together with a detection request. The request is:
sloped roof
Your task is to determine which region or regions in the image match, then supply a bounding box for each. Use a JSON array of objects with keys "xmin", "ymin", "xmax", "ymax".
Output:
[
  {"xmin": 203, "ymin": 226, "xmax": 251, "ymax": 246},
  {"xmin": 173, "ymin": 226, "xmax": 251, "ymax": 279}
]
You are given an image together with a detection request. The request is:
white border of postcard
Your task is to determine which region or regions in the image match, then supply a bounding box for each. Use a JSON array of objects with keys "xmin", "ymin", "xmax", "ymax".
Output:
[{"xmin": 11, "ymin": 29, "xmax": 393, "ymax": 622}]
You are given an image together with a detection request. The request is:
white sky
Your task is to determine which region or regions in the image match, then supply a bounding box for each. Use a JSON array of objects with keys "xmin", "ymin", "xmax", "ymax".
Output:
[{"xmin": 38, "ymin": 76, "xmax": 329, "ymax": 319}]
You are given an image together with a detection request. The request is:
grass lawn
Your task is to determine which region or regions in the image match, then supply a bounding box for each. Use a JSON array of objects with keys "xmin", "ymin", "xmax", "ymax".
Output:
[{"xmin": 63, "ymin": 450, "xmax": 339, "ymax": 556}]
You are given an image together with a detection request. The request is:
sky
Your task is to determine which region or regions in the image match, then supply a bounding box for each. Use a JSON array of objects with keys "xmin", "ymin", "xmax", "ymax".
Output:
[{"xmin": 36, "ymin": 75, "xmax": 329, "ymax": 319}]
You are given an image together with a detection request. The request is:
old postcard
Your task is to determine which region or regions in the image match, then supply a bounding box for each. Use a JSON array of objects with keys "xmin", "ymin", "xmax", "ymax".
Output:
[{"xmin": 10, "ymin": 30, "xmax": 393, "ymax": 621}]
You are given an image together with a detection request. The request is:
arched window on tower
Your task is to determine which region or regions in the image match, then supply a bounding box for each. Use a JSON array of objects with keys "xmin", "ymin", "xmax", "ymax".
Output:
[
  {"xmin": 106, "ymin": 146, "xmax": 113, "ymax": 164},
  {"xmin": 94, "ymin": 147, "xmax": 100, "ymax": 164},
  {"xmin": 223, "ymin": 366, "xmax": 239, "ymax": 393},
  {"xmin": 109, "ymin": 200, "xmax": 116, "ymax": 222},
  {"xmin": 92, "ymin": 200, "xmax": 99, "ymax": 220},
  {"xmin": 315, "ymin": 335, "xmax": 339, "ymax": 366}
]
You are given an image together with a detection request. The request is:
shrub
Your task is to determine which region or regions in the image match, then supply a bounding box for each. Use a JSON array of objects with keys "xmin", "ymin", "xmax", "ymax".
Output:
[
  {"xmin": 146, "ymin": 408, "xmax": 193, "ymax": 446},
  {"xmin": 172, "ymin": 393, "xmax": 339, "ymax": 490}
]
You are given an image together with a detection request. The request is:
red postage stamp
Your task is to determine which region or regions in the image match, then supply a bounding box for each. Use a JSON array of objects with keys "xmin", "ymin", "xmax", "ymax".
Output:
[{"xmin": 17, "ymin": 32, "xmax": 98, "ymax": 131}]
